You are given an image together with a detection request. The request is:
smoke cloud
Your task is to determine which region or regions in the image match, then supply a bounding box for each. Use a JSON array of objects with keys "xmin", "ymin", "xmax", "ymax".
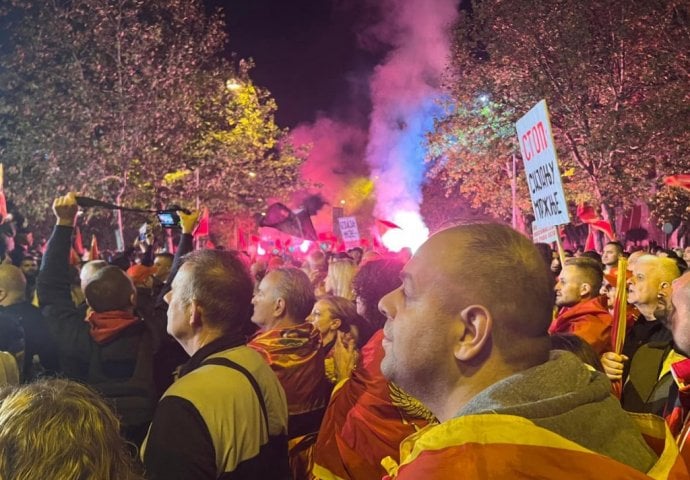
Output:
[
  {"xmin": 364, "ymin": 0, "xmax": 459, "ymax": 251},
  {"xmin": 290, "ymin": 0, "xmax": 459, "ymax": 251}
]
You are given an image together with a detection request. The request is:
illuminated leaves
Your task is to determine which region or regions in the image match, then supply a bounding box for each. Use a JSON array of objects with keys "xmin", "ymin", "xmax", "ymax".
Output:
[
  {"xmin": 0, "ymin": 0, "xmax": 304, "ymax": 240},
  {"xmin": 429, "ymin": 0, "xmax": 690, "ymax": 229}
]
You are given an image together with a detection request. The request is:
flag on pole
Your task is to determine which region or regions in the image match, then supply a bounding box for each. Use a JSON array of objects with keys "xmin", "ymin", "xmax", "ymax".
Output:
[
  {"xmin": 577, "ymin": 204, "xmax": 615, "ymax": 249},
  {"xmin": 610, "ymin": 257, "xmax": 629, "ymax": 399},
  {"xmin": 0, "ymin": 164, "xmax": 7, "ymax": 223},
  {"xmin": 193, "ymin": 207, "xmax": 209, "ymax": 237},
  {"xmin": 74, "ymin": 226, "xmax": 85, "ymax": 256},
  {"xmin": 89, "ymin": 235, "xmax": 100, "ymax": 261},
  {"xmin": 260, "ymin": 203, "xmax": 318, "ymax": 241}
]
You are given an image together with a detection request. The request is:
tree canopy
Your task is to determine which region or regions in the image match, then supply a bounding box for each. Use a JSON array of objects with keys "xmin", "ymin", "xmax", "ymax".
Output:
[
  {"xmin": 428, "ymin": 0, "xmax": 690, "ymax": 233},
  {"xmin": 0, "ymin": 0, "xmax": 304, "ymax": 243}
]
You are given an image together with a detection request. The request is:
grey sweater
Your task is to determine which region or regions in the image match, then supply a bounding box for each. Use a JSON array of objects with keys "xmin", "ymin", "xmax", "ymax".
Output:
[{"xmin": 456, "ymin": 350, "xmax": 657, "ymax": 473}]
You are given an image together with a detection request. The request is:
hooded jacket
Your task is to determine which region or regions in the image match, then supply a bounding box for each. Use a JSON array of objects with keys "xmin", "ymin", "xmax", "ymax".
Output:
[{"xmin": 383, "ymin": 351, "xmax": 687, "ymax": 479}]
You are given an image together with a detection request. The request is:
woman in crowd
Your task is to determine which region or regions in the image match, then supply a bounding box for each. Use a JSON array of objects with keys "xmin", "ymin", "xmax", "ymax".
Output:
[{"xmin": 308, "ymin": 295, "xmax": 365, "ymax": 383}]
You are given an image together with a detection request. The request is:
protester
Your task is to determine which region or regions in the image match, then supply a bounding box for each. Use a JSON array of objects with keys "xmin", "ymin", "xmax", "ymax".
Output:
[
  {"xmin": 249, "ymin": 267, "xmax": 330, "ymax": 479},
  {"xmin": 550, "ymin": 257, "xmax": 613, "ymax": 355},
  {"xmin": 142, "ymin": 249, "xmax": 289, "ymax": 479},
  {"xmin": 307, "ymin": 295, "xmax": 362, "ymax": 383},
  {"xmin": 602, "ymin": 241, "xmax": 624, "ymax": 274},
  {"xmin": 312, "ymin": 257, "xmax": 434, "ymax": 480},
  {"xmin": 37, "ymin": 192, "xmax": 157, "ymax": 445},
  {"xmin": 378, "ymin": 223, "xmax": 683, "ymax": 479},
  {"xmin": 351, "ymin": 257, "xmax": 406, "ymax": 346},
  {"xmin": 324, "ymin": 257, "xmax": 357, "ymax": 300},
  {"xmin": 601, "ymin": 255, "xmax": 680, "ymax": 395},
  {"xmin": 659, "ymin": 272, "xmax": 690, "ymax": 464},
  {"xmin": 0, "ymin": 263, "xmax": 59, "ymax": 381}
]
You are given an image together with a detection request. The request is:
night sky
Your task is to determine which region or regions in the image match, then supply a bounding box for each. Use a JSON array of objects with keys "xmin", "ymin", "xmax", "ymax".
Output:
[{"xmin": 207, "ymin": 0, "xmax": 383, "ymax": 128}]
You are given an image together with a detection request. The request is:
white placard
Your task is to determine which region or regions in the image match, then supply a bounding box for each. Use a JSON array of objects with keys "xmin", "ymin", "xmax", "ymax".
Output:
[
  {"xmin": 532, "ymin": 224, "xmax": 558, "ymax": 244},
  {"xmin": 337, "ymin": 216, "xmax": 360, "ymax": 244},
  {"xmin": 516, "ymin": 100, "xmax": 570, "ymax": 228}
]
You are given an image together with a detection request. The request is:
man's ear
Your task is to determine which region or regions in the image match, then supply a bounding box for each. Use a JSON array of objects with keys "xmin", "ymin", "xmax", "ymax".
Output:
[
  {"xmin": 580, "ymin": 283, "xmax": 592, "ymax": 298},
  {"xmin": 274, "ymin": 297, "xmax": 286, "ymax": 317},
  {"xmin": 455, "ymin": 305, "xmax": 492, "ymax": 361},
  {"xmin": 0, "ymin": 288, "xmax": 7, "ymax": 303},
  {"xmin": 190, "ymin": 299, "xmax": 204, "ymax": 328}
]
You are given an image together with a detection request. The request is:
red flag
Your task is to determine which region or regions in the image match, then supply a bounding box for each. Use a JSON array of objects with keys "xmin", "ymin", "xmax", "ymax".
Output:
[
  {"xmin": 89, "ymin": 235, "xmax": 100, "ymax": 261},
  {"xmin": 74, "ymin": 226, "xmax": 85, "ymax": 256},
  {"xmin": 577, "ymin": 204, "xmax": 615, "ymax": 241},
  {"xmin": 193, "ymin": 207, "xmax": 209, "ymax": 237},
  {"xmin": 664, "ymin": 174, "xmax": 690, "ymax": 191},
  {"xmin": 375, "ymin": 218, "xmax": 402, "ymax": 237},
  {"xmin": 70, "ymin": 248, "xmax": 81, "ymax": 266}
]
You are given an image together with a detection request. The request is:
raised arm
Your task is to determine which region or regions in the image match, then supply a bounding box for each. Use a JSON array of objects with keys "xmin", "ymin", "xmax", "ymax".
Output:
[{"xmin": 37, "ymin": 192, "xmax": 79, "ymax": 309}]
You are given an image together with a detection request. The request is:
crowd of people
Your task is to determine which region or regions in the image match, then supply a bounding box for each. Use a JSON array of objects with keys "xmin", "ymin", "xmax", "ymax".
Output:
[{"xmin": 2, "ymin": 192, "xmax": 690, "ymax": 479}]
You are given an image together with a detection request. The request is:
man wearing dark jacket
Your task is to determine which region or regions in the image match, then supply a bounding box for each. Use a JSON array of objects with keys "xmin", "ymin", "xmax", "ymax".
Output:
[
  {"xmin": 37, "ymin": 192, "xmax": 156, "ymax": 445},
  {"xmin": 0, "ymin": 263, "xmax": 59, "ymax": 380},
  {"xmin": 142, "ymin": 249, "xmax": 289, "ymax": 480}
]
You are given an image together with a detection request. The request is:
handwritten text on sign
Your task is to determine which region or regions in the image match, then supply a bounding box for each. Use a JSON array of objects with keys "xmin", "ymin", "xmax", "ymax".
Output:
[
  {"xmin": 515, "ymin": 100, "xmax": 570, "ymax": 228},
  {"xmin": 337, "ymin": 216, "xmax": 360, "ymax": 243}
]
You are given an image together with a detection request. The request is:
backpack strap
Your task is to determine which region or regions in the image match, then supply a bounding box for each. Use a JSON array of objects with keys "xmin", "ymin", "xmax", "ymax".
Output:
[{"xmin": 201, "ymin": 357, "xmax": 269, "ymax": 431}]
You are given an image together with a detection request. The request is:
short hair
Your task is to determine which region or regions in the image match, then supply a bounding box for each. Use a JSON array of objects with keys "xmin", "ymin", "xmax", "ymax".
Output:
[
  {"xmin": 352, "ymin": 257, "xmax": 404, "ymax": 331},
  {"xmin": 437, "ymin": 223, "xmax": 555, "ymax": 367},
  {"xmin": 564, "ymin": 257, "xmax": 604, "ymax": 294},
  {"xmin": 605, "ymin": 241, "xmax": 624, "ymax": 254},
  {"xmin": 154, "ymin": 252, "xmax": 173, "ymax": 263},
  {"xmin": 550, "ymin": 334, "xmax": 604, "ymax": 372},
  {"xmin": 636, "ymin": 255, "xmax": 681, "ymax": 284},
  {"xmin": 19, "ymin": 255, "xmax": 37, "ymax": 264},
  {"xmin": 81, "ymin": 260, "xmax": 108, "ymax": 285},
  {"xmin": 0, "ymin": 379, "xmax": 144, "ymax": 480},
  {"xmin": 178, "ymin": 249, "xmax": 254, "ymax": 334},
  {"xmin": 84, "ymin": 266, "xmax": 136, "ymax": 313},
  {"xmin": 271, "ymin": 267, "xmax": 315, "ymax": 322},
  {"xmin": 580, "ymin": 250, "xmax": 602, "ymax": 263},
  {"xmin": 0, "ymin": 264, "xmax": 27, "ymax": 301}
]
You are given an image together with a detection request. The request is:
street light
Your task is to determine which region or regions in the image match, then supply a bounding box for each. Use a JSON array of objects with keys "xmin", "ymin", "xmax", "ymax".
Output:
[{"xmin": 226, "ymin": 78, "xmax": 242, "ymax": 91}]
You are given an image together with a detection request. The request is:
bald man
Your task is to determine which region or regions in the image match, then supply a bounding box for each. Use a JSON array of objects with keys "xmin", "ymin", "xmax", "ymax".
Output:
[
  {"xmin": 601, "ymin": 256, "xmax": 682, "ymax": 415},
  {"xmin": 602, "ymin": 255, "xmax": 681, "ymax": 392},
  {"xmin": 37, "ymin": 192, "xmax": 156, "ymax": 445},
  {"xmin": 0, "ymin": 264, "xmax": 59, "ymax": 380},
  {"xmin": 378, "ymin": 223, "xmax": 685, "ymax": 479}
]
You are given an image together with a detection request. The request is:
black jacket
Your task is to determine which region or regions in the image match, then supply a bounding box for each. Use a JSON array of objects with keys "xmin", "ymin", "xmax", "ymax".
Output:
[{"xmin": 37, "ymin": 225, "xmax": 157, "ymax": 444}]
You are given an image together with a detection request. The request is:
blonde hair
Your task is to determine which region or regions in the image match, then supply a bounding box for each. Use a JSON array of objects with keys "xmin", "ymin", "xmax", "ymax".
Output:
[
  {"xmin": 325, "ymin": 259, "xmax": 357, "ymax": 300},
  {"xmin": 0, "ymin": 379, "xmax": 143, "ymax": 480}
]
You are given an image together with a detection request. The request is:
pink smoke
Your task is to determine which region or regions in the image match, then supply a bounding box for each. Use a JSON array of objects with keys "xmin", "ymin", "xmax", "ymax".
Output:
[
  {"xmin": 290, "ymin": 116, "xmax": 368, "ymax": 232},
  {"xmin": 365, "ymin": 0, "xmax": 459, "ymax": 251}
]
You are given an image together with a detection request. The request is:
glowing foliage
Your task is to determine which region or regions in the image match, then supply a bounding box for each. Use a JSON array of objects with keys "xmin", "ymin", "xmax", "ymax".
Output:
[
  {"xmin": 0, "ymin": 0, "xmax": 304, "ymax": 240},
  {"xmin": 429, "ymin": 0, "xmax": 690, "ymax": 230}
]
